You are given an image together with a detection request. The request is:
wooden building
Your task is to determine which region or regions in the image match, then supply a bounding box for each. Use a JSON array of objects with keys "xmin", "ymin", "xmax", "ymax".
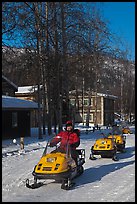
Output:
[
  {"xmin": 15, "ymin": 85, "xmax": 43, "ymax": 126},
  {"xmin": 2, "ymin": 75, "xmax": 40, "ymax": 139},
  {"xmin": 15, "ymin": 85, "xmax": 117, "ymax": 126},
  {"xmin": 69, "ymin": 90, "xmax": 118, "ymax": 126},
  {"xmin": 2, "ymin": 95, "xmax": 39, "ymax": 139}
]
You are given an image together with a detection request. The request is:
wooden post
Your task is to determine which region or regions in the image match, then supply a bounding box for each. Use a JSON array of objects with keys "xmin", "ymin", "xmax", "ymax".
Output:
[{"xmin": 20, "ymin": 137, "xmax": 24, "ymax": 150}]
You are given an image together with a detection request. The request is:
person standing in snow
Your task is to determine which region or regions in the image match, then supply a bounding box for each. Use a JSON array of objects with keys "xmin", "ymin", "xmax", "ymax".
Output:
[{"xmin": 49, "ymin": 120, "xmax": 80, "ymax": 165}]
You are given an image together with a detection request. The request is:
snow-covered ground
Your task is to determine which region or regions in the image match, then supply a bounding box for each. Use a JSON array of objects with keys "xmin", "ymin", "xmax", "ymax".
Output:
[{"xmin": 2, "ymin": 125, "xmax": 135, "ymax": 202}]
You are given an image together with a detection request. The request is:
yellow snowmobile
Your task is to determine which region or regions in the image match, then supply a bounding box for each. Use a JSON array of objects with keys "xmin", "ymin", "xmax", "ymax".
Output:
[
  {"xmin": 108, "ymin": 134, "xmax": 126, "ymax": 152},
  {"xmin": 108, "ymin": 124, "xmax": 126, "ymax": 152},
  {"xmin": 122, "ymin": 127, "xmax": 132, "ymax": 134},
  {"xmin": 89, "ymin": 134, "xmax": 118, "ymax": 161},
  {"xmin": 26, "ymin": 139, "xmax": 85, "ymax": 190}
]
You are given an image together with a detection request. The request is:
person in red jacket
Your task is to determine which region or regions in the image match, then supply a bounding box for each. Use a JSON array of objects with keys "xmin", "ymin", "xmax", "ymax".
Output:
[{"xmin": 49, "ymin": 120, "xmax": 80, "ymax": 165}]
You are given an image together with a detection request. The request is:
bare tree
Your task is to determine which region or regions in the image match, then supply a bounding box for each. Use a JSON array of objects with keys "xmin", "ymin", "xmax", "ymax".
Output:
[{"xmin": 2, "ymin": 2, "xmax": 134, "ymax": 129}]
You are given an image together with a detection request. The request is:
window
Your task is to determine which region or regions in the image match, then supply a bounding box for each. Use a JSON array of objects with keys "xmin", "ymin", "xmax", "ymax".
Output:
[
  {"xmin": 83, "ymin": 113, "xmax": 94, "ymax": 122},
  {"xmin": 90, "ymin": 113, "xmax": 94, "ymax": 122},
  {"xmin": 69, "ymin": 99, "xmax": 75, "ymax": 106},
  {"xmin": 79, "ymin": 99, "xmax": 82, "ymax": 106},
  {"xmin": 84, "ymin": 99, "xmax": 89, "ymax": 106},
  {"xmin": 84, "ymin": 114, "xmax": 87, "ymax": 121},
  {"xmin": 12, "ymin": 112, "xmax": 18, "ymax": 127}
]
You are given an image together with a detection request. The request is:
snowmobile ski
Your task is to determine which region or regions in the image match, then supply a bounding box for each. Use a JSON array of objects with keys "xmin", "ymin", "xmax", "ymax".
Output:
[
  {"xmin": 61, "ymin": 179, "xmax": 75, "ymax": 190},
  {"xmin": 26, "ymin": 179, "xmax": 44, "ymax": 189},
  {"xmin": 89, "ymin": 154, "xmax": 97, "ymax": 160}
]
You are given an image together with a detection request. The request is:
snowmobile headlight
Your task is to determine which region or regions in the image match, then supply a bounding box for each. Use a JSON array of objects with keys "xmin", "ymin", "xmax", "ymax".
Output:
[{"xmin": 47, "ymin": 157, "xmax": 55, "ymax": 162}]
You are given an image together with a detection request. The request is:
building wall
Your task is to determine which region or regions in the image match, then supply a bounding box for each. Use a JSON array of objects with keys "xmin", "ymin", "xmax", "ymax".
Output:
[
  {"xmin": 2, "ymin": 110, "xmax": 31, "ymax": 139},
  {"xmin": 104, "ymin": 98, "xmax": 115, "ymax": 126},
  {"xmin": 15, "ymin": 93, "xmax": 38, "ymax": 127},
  {"xmin": 69, "ymin": 94, "xmax": 115, "ymax": 126},
  {"xmin": 15, "ymin": 94, "xmax": 36, "ymax": 102}
]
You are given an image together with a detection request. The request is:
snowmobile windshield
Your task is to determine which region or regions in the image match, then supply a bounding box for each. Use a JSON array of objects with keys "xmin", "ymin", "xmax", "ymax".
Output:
[
  {"xmin": 42, "ymin": 137, "xmax": 72, "ymax": 157},
  {"xmin": 112, "ymin": 129, "xmax": 122, "ymax": 135},
  {"xmin": 112, "ymin": 126, "xmax": 123, "ymax": 135}
]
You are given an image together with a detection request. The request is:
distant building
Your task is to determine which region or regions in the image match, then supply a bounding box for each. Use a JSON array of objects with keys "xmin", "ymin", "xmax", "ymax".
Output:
[
  {"xmin": 2, "ymin": 75, "xmax": 40, "ymax": 139},
  {"xmin": 69, "ymin": 90, "xmax": 118, "ymax": 126},
  {"xmin": 15, "ymin": 85, "xmax": 43, "ymax": 126},
  {"xmin": 15, "ymin": 86, "xmax": 118, "ymax": 126}
]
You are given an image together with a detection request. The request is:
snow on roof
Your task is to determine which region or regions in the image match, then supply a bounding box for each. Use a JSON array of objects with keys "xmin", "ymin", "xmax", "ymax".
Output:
[
  {"xmin": 114, "ymin": 112, "xmax": 121, "ymax": 117},
  {"xmin": 97, "ymin": 92, "xmax": 118, "ymax": 99},
  {"xmin": 69, "ymin": 90, "xmax": 118, "ymax": 99},
  {"xmin": 15, "ymin": 85, "xmax": 43, "ymax": 94},
  {"xmin": 16, "ymin": 86, "xmax": 37, "ymax": 94},
  {"xmin": 2, "ymin": 95, "xmax": 40, "ymax": 109}
]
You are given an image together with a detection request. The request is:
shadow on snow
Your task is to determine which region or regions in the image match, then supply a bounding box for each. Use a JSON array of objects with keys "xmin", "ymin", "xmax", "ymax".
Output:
[
  {"xmin": 74, "ymin": 159, "xmax": 135, "ymax": 189},
  {"xmin": 73, "ymin": 145, "xmax": 135, "ymax": 189}
]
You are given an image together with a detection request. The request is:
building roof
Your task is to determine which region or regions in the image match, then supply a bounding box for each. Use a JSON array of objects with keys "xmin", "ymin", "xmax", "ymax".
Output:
[
  {"xmin": 2, "ymin": 95, "xmax": 40, "ymax": 110},
  {"xmin": 69, "ymin": 89, "xmax": 118, "ymax": 100},
  {"xmin": 2, "ymin": 75, "xmax": 18, "ymax": 91},
  {"xmin": 97, "ymin": 92, "xmax": 118, "ymax": 99}
]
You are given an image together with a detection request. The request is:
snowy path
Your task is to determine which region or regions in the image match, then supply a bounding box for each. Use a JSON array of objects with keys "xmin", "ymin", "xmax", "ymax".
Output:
[{"xmin": 2, "ymin": 127, "xmax": 135, "ymax": 202}]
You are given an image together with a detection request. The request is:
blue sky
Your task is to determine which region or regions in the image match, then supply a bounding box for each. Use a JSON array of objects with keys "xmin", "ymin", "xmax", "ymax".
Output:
[
  {"xmin": 82, "ymin": 2, "xmax": 135, "ymax": 61},
  {"xmin": 100, "ymin": 2, "xmax": 135, "ymax": 61}
]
